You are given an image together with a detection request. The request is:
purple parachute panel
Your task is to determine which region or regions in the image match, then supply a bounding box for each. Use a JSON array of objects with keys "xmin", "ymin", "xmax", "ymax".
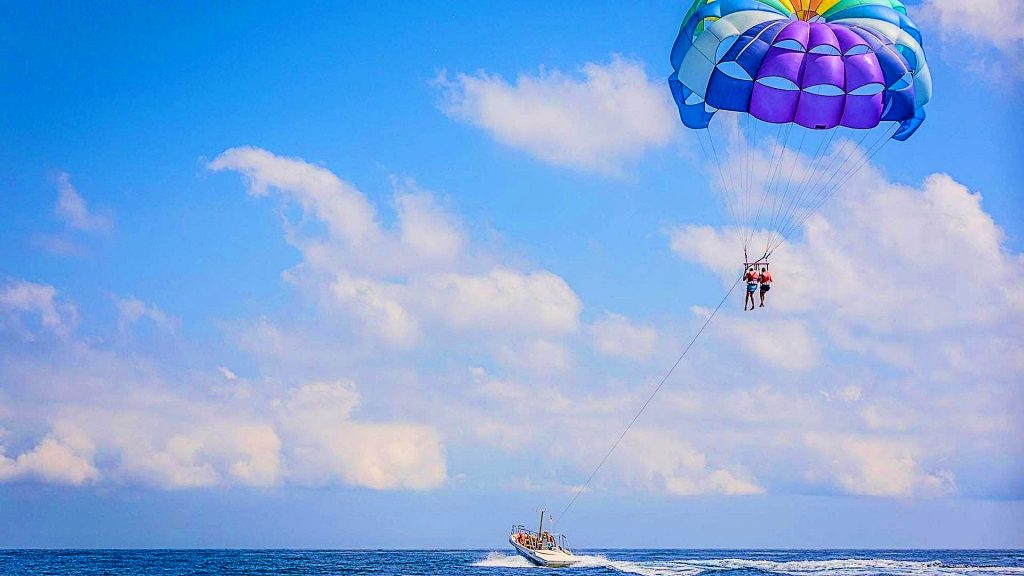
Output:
[{"xmin": 744, "ymin": 21, "xmax": 908, "ymax": 130}]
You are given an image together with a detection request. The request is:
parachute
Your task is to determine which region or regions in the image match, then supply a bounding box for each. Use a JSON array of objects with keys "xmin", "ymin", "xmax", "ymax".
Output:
[{"xmin": 669, "ymin": 0, "xmax": 931, "ymax": 261}]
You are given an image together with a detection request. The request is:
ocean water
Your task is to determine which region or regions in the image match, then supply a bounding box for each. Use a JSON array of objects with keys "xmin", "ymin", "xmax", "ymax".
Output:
[{"xmin": 1, "ymin": 549, "xmax": 1022, "ymax": 575}]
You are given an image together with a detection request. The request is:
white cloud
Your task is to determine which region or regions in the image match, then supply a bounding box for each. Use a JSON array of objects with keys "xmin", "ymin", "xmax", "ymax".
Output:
[
  {"xmin": 5, "ymin": 142, "xmax": 1019, "ymax": 506},
  {"xmin": 611, "ymin": 429, "xmax": 764, "ymax": 496},
  {"xmin": 329, "ymin": 275, "xmax": 422, "ymax": 348},
  {"xmin": 590, "ymin": 312, "xmax": 658, "ymax": 361},
  {"xmin": 804, "ymin": 433, "xmax": 956, "ymax": 497},
  {"xmin": 439, "ymin": 56, "xmax": 678, "ymax": 174},
  {"xmin": 0, "ymin": 279, "xmax": 78, "ymax": 337},
  {"xmin": 114, "ymin": 295, "xmax": 179, "ymax": 333},
  {"xmin": 415, "ymin": 269, "xmax": 579, "ymax": 335},
  {"xmin": 41, "ymin": 403, "xmax": 282, "ymax": 490},
  {"xmin": 208, "ymin": 147, "xmax": 378, "ymax": 246},
  {"xmin": 0, "ymin": 435, "xmax": 98, "ymax": 485},
  {"xmin": 920, "ymin": 0, "xmax": 1024, "ymax": 80},
  {"xmin": 54, "ymin": 172, "xmax": 113, "ymax": 234},
  {"xmin": 499, "ymin": 338, "xmax": 574, "ymax": 373},
  {"xmin": 394, "ymin": 183, "xmax": 466, "ymax": 261},
  {"xmin": 922, "ymin": 0, "xmax": 1024, "ymax": 49},
  {"xmin": 701, "ymin": 309, "xmax": 819, "ymax": 371},
  {"xmin": 209, "ymin": 147, "xmax": 581, "ymax": 351},
  {"xmin": 0, "ymin": 285, "xmax": 445, "ymax": 491},
  {"xmin": 277, "ymin": 381, "xmax": 446, "ymax": 490},
  {"xmin": 839, "ymin": 385, "xmax": 862, "ymax": 403}
]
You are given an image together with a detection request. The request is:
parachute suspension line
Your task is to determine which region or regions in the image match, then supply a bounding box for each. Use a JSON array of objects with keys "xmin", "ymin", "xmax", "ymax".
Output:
[
  {"xmin": 771, "ymin": 125, "xmax": 838, "ymax": 249},
  {"xmin": 791, "ymin": 121, "xmax": 893, "ymax": 233},
  {"xmin": 743, "ymin": 114, "xmax": 752, "ymax": 223},
  {"xmin": 796, "ymin": 126, "xmax": 874, "ymax": 214},
  {"xmin": 725, "ymin": 117, "xmax": 750, "ymax": 218},
  {"xmin": 705, "ymin": 120, "xmax": 740, "ymax": 226},
  {"xmin": 744, "ymin": 122, "xmax": 782, "ymax": 254},
  {"xmin": 738, "ymin": 116, "xmax": 754, "ymax": 247},
  {"xmin": 785, "ymin": 121, "xmax": 898, "ymax": 239},
  {"xmin": 772, "ymin": 121, "xmax": 899, "ymax": 252},
  {"xmin": 765, "ymin": 126, "xmax": 865, "ymax": 253},
  {"xmin": 774, "ymin": 124, "xmax": 856, "ymax": 243},
  {"xmin": 767, "ymin": 127, "xmax": 828, "ymax": 250},
  {"xmin": 765, "ymin": 126, "xmax": 808, "ymax": 255},
  {"xmin": 696, "ymin": 127, "xmax": 738, "ymax": 225},
  {"xmin": 744, "ymin": 116, "xmax": 758, "ymax": 237},
  {"xmin": 748, "ymin": 122, "xmax": 791, "ymax": 256},
  {"xmin": 736, "ymin": 113, "xmax": 749, "ymax": 232},
  {"xmin": 555, "ymin": 271, "xmax": 746, "ymax": 525}
]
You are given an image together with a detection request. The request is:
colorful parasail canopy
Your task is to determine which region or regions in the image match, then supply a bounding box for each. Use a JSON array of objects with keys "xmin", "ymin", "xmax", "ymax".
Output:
[{"xmin": 669, "ymin": 0, "xmax": 931, "ymax": 142}]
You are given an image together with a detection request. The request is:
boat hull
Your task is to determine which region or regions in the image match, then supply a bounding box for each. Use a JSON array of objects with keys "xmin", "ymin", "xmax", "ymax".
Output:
[{"xmin": 509, "ymin": 537, "xmax": 579, "ymax": 568}]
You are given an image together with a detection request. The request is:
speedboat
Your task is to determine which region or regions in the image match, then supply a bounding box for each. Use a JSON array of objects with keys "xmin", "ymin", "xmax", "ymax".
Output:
[{"xmin": 509, "ymin": 509, "xmax": 579, "ymax": 568}]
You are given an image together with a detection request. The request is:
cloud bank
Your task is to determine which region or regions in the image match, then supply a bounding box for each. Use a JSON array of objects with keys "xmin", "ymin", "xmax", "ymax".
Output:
[{"xmin": 2, "ymin": 146, "xmax": 1020, "ymax": 503}]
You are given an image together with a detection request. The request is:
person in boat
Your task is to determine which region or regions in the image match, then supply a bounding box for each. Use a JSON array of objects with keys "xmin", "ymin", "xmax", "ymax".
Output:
[
  {"xmin": 744, "ymin": 266, "xmax": 759, "ymax": 311},
  {"xmin": 758, "ymin": 266, "xmax": 772, "ymax": 308}
]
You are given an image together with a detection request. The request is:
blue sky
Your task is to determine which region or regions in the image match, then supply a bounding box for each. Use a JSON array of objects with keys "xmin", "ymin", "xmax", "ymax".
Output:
[{"xmin": 1, "ymin": 1, "xmax": 1022, "ymax": 548}]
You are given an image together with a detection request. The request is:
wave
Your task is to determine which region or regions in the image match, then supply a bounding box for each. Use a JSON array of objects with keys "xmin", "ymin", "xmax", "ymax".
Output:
[
  {"xmin": 599, "ymin": 557, "xmax": 1024, "ymax": 576},
  {"xmin": 472, "ymin": 552, "xmax": 1024, "ymax": 576}
]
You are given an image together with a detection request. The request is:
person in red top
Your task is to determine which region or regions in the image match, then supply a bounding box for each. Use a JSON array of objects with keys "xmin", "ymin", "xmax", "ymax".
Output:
[
  {"xmin": 744, "ymin": 266, "xmax": 759, "ymax": 311},
  {"xmin": 758, "ymin": 266, "xmax": 773, "ymax": 308}
]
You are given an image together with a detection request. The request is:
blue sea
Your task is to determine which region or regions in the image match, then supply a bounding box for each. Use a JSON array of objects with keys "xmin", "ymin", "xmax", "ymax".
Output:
[{"xmin": 1, "ymin": 549, "xmax": 1022, "ymax": 575}]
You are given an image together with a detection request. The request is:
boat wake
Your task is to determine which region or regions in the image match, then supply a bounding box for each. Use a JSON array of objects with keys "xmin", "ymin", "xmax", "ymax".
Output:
[
  {"xmin": 472, "ymin": 552, "xmax": 1024, "ymax": 575},
  {"xmin": 472, "ymin": 552, "xmax": 537, "ymax": 568},
  {"xmin": 596, "ymin": 557, "xmax": 1024, "ymax": 576}
]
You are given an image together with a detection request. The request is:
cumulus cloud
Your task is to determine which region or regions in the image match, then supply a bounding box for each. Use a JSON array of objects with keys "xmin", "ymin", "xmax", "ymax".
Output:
[
  {"xmin": 922, "ymin": 0, "xmax": 1024, "ymax": 49},
  {"xmin": 54, "ymin": 172, "xmax": 113, "ymax": 234},
  {"xmin": 0, "ymin": 279, "xmax": 78, "ymax": 337},
  {"xmin": 114, "ymin": 295, "xmax": 179, "ymax": 333},
  {"xmin": 394, "ymin": 183, "xmax": 466, "ymax": 261},
  {"xmin": 804, "ymin": 433, "xmax": 956, "ymax": 497},
  {"xmin": 208, "ymin": 147, "xmax": 581, "ymax": 350},
  {"xmin": 207, "ymin": 147, "xmax": 377, "ymax": 246},
  {"xmin": 438, "ymin": 56, "xmax": 678, "ymax": 175},
  {"xmin": 414, "ymin": 269, "xmax": 579, "ymax": 334},
  {"xmin": 700, "ymin": 309, "xmax": 819, "ymax": 371},
  {"xmin": 590, "ymin": 312, "xmax": 658, "ymax": 361},
  {"xmin": 0, "ymin": 435, "xmax": 98, "ymax": 485},
  {"xmin": 920, "ymin": 0, "xmax": 1024, "ymax": 80},
  {"xmin": 613, "ymin": 429, "xmax": 764, "ymax": 496},
  {"xmin": 5, "ymin": 143, "xmax": 1018, "ymax": 505},
  {"xmin": 0, "ymin": 310, "xmax": 446, "ymax": 490},
  {"xmin": 278, "ymin": 381, "xmax": 446, "ymax": 490}
]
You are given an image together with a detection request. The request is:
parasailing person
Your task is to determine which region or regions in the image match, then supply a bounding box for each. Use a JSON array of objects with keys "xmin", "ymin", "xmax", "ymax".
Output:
[
  {"xmin": 758, "ymin": 266, "xmax": 772, "ymax": 308},
  {"xmin": 744, "ymin": 266, "xmax": 760, "ymax": 310}
]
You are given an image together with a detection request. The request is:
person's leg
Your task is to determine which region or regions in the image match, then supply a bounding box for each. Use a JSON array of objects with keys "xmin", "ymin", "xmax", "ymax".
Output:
[{"xmin": 760, "ymin": 288, "xmax": 766, "ymax": 306}]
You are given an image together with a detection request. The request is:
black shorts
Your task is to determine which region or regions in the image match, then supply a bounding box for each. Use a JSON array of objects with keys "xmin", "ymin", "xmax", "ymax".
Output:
[{"xmin": 760, "ymin": 284, "xmax": 770, "ymax": 293}]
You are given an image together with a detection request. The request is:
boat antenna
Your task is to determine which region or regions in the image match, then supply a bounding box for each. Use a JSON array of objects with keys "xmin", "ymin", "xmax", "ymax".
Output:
[{"xmin": 555, "ymin": 272, "xmax": 745, "ymax": 525}]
